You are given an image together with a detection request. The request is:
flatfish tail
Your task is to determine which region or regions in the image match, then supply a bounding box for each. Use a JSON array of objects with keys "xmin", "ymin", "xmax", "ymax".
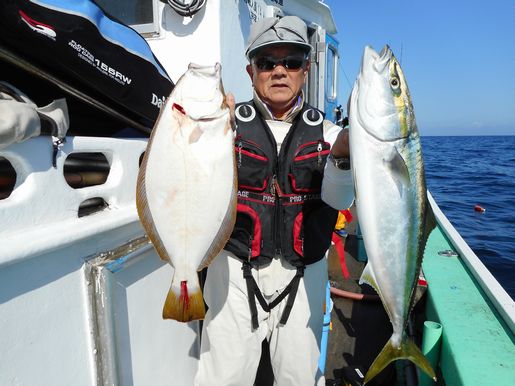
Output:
[{"xmin": 162, "ymin": 280, "xmax": 206, "ymax": 322}]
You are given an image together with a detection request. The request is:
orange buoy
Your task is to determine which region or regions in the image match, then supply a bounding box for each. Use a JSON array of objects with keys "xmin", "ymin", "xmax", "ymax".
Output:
[{"xmin": 474, "ymin": 205, "xmax": 486, "ymax": 213}]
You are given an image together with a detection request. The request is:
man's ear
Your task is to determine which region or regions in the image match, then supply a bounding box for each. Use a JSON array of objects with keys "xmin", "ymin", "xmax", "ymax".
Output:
[
  {"xmin": 304, "ymin": 60, "xmax": 311, "ymax": 80},
  {"xmin": 246, "ymin": 64, "xmax": 254, "ymax": 81}
]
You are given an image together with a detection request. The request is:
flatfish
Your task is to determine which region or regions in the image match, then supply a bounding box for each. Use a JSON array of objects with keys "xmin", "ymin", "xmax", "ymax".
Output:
[{"xmin": 137, "ymin": 63, "xmax": 237, "ymax": 322}]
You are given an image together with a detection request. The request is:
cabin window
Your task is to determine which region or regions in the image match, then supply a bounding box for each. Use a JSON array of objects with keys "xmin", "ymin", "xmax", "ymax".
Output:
[
  {"xmin": 78, "ymin": 197, "xmax": 109, "ymax": 217},
  {"xmin": 0, "ymin": 157, "xmax": 16, "ymax": 200},
  {"xmin": 64, "ymin": 153, "xmax": 110, "ymax": 189},
  {"xmin": 95, "ymin": 0, "xmax": 160, "ymax": 36},
  {"xmin": 326, "ymin": 44, "xmax": 338, "ymax": 101}
]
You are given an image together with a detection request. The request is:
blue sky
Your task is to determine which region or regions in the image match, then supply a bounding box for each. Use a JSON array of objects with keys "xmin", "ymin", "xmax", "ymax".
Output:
[{"xmin": 323, "ymin": 0, "xmax": 515, "ymax": 136}]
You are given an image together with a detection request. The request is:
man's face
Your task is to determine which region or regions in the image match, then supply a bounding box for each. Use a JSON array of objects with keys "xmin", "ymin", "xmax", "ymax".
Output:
[{"xmin": 247, "ymin": 44, "xmax": 310, "ymax": 118}]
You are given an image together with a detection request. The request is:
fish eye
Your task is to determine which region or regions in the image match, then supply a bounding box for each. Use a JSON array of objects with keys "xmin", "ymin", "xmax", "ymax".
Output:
[{"xmin": 390, "ymin": 77, "xmax": 400, "ymax": 89}]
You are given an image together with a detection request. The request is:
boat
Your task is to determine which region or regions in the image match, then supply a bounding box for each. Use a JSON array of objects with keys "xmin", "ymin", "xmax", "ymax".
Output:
[{"xmin": 1, "ymin": 1, "xmax": 513, "ymax": 385}]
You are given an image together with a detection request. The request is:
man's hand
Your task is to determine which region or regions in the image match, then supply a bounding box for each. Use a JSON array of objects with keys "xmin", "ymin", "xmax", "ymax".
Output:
[
  {"xmin": 331, "ymin": 128, "xmax": 350, "ymax": 158},
  {"xmin": 226, "ymin": 92, "xmax": 236, "ymax": 130}
]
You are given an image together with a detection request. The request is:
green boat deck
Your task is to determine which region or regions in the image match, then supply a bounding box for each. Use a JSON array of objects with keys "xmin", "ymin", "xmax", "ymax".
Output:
[{"xmin": 422, "ymin": 225, "xmax": 515, "ymax": 386}]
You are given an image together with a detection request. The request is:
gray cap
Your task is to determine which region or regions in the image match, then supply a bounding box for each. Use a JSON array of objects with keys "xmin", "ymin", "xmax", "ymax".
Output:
[{"xmin": 245, "ymin": 16, "xmax": 312, "ymax": 60}]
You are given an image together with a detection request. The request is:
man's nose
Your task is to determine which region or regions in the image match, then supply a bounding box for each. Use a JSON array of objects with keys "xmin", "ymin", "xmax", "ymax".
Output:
[{"xmin": 271, "ymin": 64, "xmax": 287, "ymax": 76}]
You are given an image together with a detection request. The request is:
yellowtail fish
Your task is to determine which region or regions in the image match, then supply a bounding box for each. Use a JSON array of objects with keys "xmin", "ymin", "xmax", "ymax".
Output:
[
  {"xmin": 136, "ymin": 63, "xmax": 237, "ymax": 322},
  {"xmin": 349, "ymin": 45, "xmax": 437, "ymax": 383}
]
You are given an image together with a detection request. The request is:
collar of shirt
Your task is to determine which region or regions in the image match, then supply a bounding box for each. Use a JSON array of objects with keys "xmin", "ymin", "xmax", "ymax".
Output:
[{"xmin": 252, "ymin": 90, "xmax": 305, "ymax": 123}]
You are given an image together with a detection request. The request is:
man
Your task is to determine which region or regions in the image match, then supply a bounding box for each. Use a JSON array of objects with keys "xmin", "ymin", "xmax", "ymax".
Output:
[{"xmin": 195, "ymin": 16, "xmax": 354, "ymax": 386}]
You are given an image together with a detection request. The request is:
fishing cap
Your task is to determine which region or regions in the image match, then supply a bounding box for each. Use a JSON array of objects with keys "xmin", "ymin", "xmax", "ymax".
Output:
[{"xmin": 245, "ymin": 16, "xmax": 312, "ymax": 60}]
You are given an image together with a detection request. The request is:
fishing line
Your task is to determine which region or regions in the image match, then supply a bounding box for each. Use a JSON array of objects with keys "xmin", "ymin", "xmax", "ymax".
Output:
[
  {"xmin": 339, "ymin": 62, "xmax": 353, "ymax": 91},
  {"xmin": 337, "ymin": 62, "xmax": 354, "ymax": 115}
]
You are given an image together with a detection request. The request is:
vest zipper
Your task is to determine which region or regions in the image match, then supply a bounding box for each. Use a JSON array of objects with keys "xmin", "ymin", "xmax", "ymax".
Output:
[
  {"xmin": 270, "ymin": 174, "xmax": 276, "ymax": 196},
  {"xmin": 317, "ymin": 141, "xmax": 323, "ymax": 166},
  {"xmin": 237, "ymin": 140, "xmax": 243, "ymax": 168},
  {"xmin": 271, "ymin": 174, "xmax": 283, "ymax": 257}
]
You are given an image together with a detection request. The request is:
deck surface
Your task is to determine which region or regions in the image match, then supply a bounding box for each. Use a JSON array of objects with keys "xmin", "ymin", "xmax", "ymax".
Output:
[{"xmin": 422, "ymin": 226, "xmax": 515, "ymax": 386}]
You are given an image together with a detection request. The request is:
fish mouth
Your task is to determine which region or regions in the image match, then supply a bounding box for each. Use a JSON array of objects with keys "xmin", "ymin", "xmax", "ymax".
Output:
[
  {"xmin": 184, "ymin": 62, "xmax": 223, "ymax": 101},
  {"xmin": 179, "ymin": 62, "xmax": 226, "ymax": 120},
  {"xmin": 188, "ymin": 62, "xmax": 222, "ymax": 77},
  {"xmin": 361, "ymin": 45, "xmax": 393, "ymax": 78},
  {"xmin": 375, "ymin": 45, "xmax": 393, "ymax": 72},
  {"xmin": 181, "ymin": 62, "xmax": 223, "ymax": 103}
]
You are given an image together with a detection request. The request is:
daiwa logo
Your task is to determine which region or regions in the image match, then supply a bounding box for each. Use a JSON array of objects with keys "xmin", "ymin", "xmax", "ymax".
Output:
[
  {"xmin": 19, "ymin": 10, "xmax": 56, "ymax": 40},
  {"xmin": 151, "ymin": 93, "xmax": 166, "ymax": 108}
]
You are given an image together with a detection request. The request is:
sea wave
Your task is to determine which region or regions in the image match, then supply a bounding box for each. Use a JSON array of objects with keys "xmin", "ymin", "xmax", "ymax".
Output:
[{"xmin": 422, "ymin": 135, "xmax": 515, "ymax": 299}]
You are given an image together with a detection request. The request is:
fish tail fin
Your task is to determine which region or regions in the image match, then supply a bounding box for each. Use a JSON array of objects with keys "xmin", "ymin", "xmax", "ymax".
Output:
[
  {"xmin": 364, "ymin": 336, "xmax": 436, "ymax": 384},
  {"xmin": 162, "ymin": 276, "xmax": 205, "ymax": 322}
]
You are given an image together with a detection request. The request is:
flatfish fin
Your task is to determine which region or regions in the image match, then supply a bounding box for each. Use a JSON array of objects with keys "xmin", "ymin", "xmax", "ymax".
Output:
[
  {"xmin": 198, "ymin": 160, "xmax": 238, "ymax": 271},
  {"xmin": 136, "ymin": 130, "xmax": 173, "ymax": 265},
  {"xmin": 162, "ymin": 276, "xmax": 206, "ymax": 321}
]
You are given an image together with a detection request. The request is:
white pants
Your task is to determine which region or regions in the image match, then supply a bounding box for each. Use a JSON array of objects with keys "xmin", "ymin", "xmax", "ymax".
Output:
[{"xmin": 194, "ymin": 250, "xmax": 327, "ymax": 386}]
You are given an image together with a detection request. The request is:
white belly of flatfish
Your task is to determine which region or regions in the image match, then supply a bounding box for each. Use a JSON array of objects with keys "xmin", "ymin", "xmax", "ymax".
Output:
[{"xmin": 136, "ymin": 63, "xmax": 237, "ymax": 322}]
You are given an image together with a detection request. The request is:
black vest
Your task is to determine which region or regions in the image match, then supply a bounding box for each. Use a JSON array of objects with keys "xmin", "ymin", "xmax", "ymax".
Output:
[{"xmin": 225, "ymin": 101, "xmax": 338, "ymax": 267}]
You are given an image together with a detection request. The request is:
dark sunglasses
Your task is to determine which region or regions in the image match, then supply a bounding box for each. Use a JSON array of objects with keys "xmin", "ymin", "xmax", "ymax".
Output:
[{"xmin": 253, "ymin": 55, "xmax": 307, "ymax": 71}]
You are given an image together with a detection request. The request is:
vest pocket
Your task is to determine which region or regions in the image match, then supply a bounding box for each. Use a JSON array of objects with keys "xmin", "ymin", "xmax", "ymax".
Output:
[
  {"xmin": 289, "ymin": 141, "xmax": 331, "ymax": 193},
  {"xmin": 230, "ymin": 203, "xmax": 262, "ymax": 259},
  {"xmin": 235, "ymin": 138, "xmax": 269, "ymax": 192}
]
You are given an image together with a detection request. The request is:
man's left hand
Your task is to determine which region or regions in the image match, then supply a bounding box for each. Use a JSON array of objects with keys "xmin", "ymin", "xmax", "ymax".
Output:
[{"xmin": 331, "ymin": 128, "xmax": 350, "ymax": 158}]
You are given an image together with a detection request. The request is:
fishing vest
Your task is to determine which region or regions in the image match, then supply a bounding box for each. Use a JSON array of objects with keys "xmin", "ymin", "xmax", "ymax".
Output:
[{"xmin": 225, "ymin": 101, "xmax": 339, "ymax": 267}]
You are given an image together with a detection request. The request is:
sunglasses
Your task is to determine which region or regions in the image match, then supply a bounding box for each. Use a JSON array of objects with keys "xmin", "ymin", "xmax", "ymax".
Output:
[{"xmin": 253, "ymin": 55, "xmax": 307, "ymax": 71}]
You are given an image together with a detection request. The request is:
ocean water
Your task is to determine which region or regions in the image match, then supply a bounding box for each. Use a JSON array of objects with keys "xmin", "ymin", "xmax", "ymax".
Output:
[{"xmin": 421, "ymin": 135, "xmax": 515, "ymax": 299}]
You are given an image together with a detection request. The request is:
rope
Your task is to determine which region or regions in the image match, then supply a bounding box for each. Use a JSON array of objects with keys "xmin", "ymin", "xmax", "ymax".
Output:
[{"xmin": 162, "ymin": 0, "xmax": 207, "ymax": 17}]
